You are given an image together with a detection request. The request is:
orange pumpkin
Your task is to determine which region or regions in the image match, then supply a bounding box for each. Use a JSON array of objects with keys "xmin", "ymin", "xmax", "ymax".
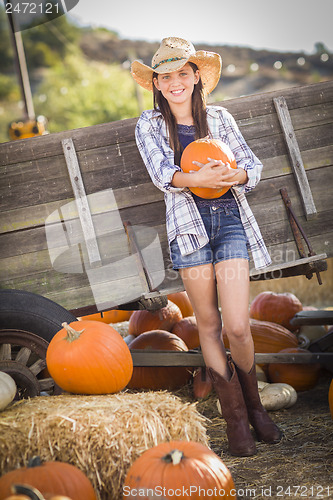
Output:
[
  {"xmin": 127, "ymin": 330, "xmax": 191, "ymax": 390},
  {"xmin": 223, "ymin": 319, "xmax": 298, "ymax": 353},
  {"xmin": 329, "ymin": 379, "xmax": 333, "ymax": 419},
  {"xmin": 167, "ymin": 291, "xmax": 194, "ymax": 317},
  {"xmin": 180, "ymin": 138, "xmax": 237, "ymax": 199},
  {"xmin": 268, "ymin": 347, "xmax": 321, "ymax": 391},
  {"xmin": 171, "ymin": 316, "xmax": 200, "ymax": 349},
  {"xmin": 123, "ymin": 440, "xmax": 236, "ymax": 499},
  {"xmin": 0, "ymin": 458, "xmax": 96, "ymax": 500},
  {"xmin": 249, "ymin": 291, "xmax": 303, "ymax": 331},
  {"xmin": 128, "ymin": 301, "xmax": 182, "ymax": 336},
  {"xmin": 46, "ymin": 321, "xmax": 133, "ymax": 394},
  {"xmin": 78, "ymin": 309, "xmax": 132, "ymax": 323}
]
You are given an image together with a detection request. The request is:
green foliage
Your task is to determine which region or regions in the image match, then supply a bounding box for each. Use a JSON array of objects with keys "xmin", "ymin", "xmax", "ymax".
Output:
[
  {"xmin": 33, "ymin": 54, "xmax": 152, "ymax": 134},
  {"xmin": 0, "ymin": 74, "xmax": 20, "ymax": 100},
  {"xmin": 0, "ymin": 5, "xmax": 15, "ymax": 72}
]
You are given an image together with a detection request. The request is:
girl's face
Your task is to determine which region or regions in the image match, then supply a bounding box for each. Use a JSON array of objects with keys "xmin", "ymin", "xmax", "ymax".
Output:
[{"xmin": 153, "ymin": 63, "xmax": 200, "ymax": 106}]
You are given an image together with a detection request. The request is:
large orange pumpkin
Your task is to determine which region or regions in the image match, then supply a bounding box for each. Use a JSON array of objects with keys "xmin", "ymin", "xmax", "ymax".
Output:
[
  {"xmin": 167, "ymin": 291, "xmax": 194, "ymax": 317},
  {"xmin": 223, "ymin": 319, "xmax": 298, "ymax": 353},
  {"xmin": 329, "ymin": 379, "xmax": 333, "ymax": 419},
  {"xmin": 78, "ymin": 309, "xmax": 132, "ymax": 323},
  {"xmin": 128, "ymin": 330, "xmax": 191, "ymax": 390},
  {"xmin": 128, "ymin": 301, "xmax": 182, "ymax": 336},
  {"xmin": 0, "ymin": 458, "xmax": 96, "ymax": 500},
  {"xmin": 46, "ymin": 321, "xmax": 133, "ymax": 394},
  {"xmin": 171, "ymin": 315, "xmax": 200, "ymax": 349},
  {"xmin": 180, "ymin": 138, "xmax": 237, "ymax": 199},
  {"xmin": 268, "ymin": 347, "xmax": 321, "ymax": 391},
  {"xmin": 123, "ymin": 440, "xmax": 236, "ymax": 499},
  {"xmin": 249, "ymin": 291, "xmax": 303, "ymax": 331}
]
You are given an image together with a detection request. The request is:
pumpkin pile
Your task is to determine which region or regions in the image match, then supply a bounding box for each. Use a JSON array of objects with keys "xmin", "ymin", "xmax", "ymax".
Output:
[
  {"xmin": 124, "ymin": 293, "xmax": 198, "ymax": 390},
  {"xmin": 247, "ymin": 291, "xmax": 323, "ymax": 392}
]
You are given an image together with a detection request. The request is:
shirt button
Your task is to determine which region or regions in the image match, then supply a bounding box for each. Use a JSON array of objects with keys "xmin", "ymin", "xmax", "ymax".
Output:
[{"xmin": 212, "ymin": 206, "xmax": 217, "ymax": 211}]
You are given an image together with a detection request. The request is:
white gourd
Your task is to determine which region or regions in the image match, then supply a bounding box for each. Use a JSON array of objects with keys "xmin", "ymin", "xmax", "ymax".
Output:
[{"xmin": 0, "ymin": 371, "xmax": 17, "ymax": 411}]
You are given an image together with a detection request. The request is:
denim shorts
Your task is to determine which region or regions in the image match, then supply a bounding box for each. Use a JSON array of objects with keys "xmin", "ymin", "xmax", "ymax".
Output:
[{"xmin": 170, "ymin": 201, "xmax": 249, "ymax": 270}]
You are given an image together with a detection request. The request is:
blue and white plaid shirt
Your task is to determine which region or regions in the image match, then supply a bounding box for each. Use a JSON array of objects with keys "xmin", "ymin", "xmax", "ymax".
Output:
[{"xmin": 135, "ymin": 105, "xmax": 272, "ymax": 270}]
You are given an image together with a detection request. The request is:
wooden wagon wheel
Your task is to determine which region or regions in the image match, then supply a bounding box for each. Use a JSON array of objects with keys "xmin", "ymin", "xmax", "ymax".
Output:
[{"xmin": 0, "ymin": 329, "xmax": 62, "ymax": 399}]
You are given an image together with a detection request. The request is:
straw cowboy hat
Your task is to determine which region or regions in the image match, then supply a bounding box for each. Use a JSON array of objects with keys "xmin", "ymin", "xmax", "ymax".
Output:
[{"xmin": 131, "ymin": 37, "xmax": 222, "ymax": 94}]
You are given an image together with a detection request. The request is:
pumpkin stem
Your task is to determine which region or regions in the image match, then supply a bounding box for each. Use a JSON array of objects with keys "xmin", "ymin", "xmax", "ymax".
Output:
[
  {"xmin": 12, "ymin": 484, "xmax": 45, "ymax": 500},
  {"xmin": 163, "ymin": 449, "xmax": 184, "ymax": 465},
  {"xmin": 27, "ymin": 456, "xmax": 42, "ymax": 468},
  {"xmin": 62, "ymin": 322, "xmax": 85, "ymax": 342}
]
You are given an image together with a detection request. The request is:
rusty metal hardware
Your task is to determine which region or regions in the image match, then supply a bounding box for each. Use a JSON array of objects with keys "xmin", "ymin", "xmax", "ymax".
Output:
[{"xmin": 280, "ymin": 187, "xmax": 323, "ymax": 284}]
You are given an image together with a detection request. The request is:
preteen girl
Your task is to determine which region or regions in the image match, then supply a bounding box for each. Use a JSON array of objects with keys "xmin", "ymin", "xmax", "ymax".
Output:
[{"xmin": 131, "ymin": 37, "xmax": 282, "ymax": 456}]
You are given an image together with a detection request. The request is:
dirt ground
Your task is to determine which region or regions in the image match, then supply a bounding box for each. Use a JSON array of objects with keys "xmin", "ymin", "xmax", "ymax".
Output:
[{"xmin": 176, "ymin": 372, "xmax": 333, "ymax": 500}]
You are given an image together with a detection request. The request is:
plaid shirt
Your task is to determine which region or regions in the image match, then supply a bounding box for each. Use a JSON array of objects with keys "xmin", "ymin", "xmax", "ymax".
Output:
[{"xmin": 135, "ymin": 105, "xmax": 272, "ymax": 270}]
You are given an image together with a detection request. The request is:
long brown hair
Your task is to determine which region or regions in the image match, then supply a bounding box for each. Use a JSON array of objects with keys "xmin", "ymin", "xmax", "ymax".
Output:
[{"xmin": 152, "ymin": 62, "xmax": 209, "ymax": 165}]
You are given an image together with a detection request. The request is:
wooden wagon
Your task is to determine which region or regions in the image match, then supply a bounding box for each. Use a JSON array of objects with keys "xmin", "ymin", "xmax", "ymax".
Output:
[{"xmin": 1, "ymin": 80, "xmax": 332, "ymax": 396}]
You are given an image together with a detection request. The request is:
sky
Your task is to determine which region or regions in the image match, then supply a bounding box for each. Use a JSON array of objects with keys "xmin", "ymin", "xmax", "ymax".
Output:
[{"xmin": 68, "ymin": 0, "xmax": 333, "ymax": 54}]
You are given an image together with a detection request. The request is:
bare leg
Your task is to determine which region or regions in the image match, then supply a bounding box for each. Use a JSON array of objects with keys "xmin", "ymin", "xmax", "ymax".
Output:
[
  {"xmin": 215, "ymin": 258, "xmax": 254, "ymax": 373},
  {"xmin": 179, "ymin": 264, "xmax": 230, "ymax": 379}
]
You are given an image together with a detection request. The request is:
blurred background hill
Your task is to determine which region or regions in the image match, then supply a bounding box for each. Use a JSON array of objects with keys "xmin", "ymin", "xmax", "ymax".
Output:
[{"xmin": 0, "ymin": 5, "xmax": 332, "ymax": 143}]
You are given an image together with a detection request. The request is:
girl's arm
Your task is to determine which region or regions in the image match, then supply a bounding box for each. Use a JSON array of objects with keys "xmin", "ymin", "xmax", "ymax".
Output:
[{"xmin": 135, "ymin": 113, "xmax": 184, "ymax": 194}]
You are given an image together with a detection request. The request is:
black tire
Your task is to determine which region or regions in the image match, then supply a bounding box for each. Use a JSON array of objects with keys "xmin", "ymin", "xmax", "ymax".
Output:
[{"xmin": 0, "ymin": 289, "xmax": 78, "ymax": 342}]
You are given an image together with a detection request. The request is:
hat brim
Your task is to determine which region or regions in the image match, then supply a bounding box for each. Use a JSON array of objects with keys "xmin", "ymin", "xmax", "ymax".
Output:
[{"xmin": 131, "ymin": 51, "xmax": 222, "ymax": 95}]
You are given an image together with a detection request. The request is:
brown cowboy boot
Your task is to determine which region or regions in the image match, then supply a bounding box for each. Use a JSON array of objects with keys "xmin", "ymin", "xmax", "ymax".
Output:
[
  {"xmin": 235, "ymin": 362, "xmax": 283, "ymax": 444},
  {"xmin": 208, "ymin": 359, "xmax": 257, "ymax": 457}
]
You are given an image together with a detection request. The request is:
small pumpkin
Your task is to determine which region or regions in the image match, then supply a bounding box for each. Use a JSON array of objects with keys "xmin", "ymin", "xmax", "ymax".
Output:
[
  {"xmin": 268, "ymin": 347, "xmax": 321, "ymax": 391},
  {"xmin": 167, "ymin": 291, "xmax": 193, "ymax": 317},
  {"xmin": 0, "ymin": 457, "xmax": 96, "ymax": 500},
  {"xmin": 329, "ymin": 379, "xmax": 333, "ymax": 419},
  {"xmin": 192, "ymin": 368, "xmax": 213, "ymax": 399},
  {"xmin": 249, "ymin": 291, "xmax": 303, "ymax": 331},
  {"xmin": 128, "ymin": 330, "xmax": 191, "ymax": 390},
  {"xmin": 0, "ymin": 371, "xmax": 17, "ymax": 411},
  {"xmin": 180, "ymin": 138, "xmax": 237, "ymax": 199},
  {"xmin": 171, "ymin": 315, "xmax": 200, "ymax": 349},
  {"xmin": 78, "ymin": 309, "xmax": 132, "ymax": 323},
  {"xmin": 46, "ymin": 321, "xmax": 133, "ymax": 394},
  {"xmin": 123, "ymin": 440, "xmax": 236, "ymax": 499},
  {"xmin": 128, "ymin": 301, "xmax": 182, "ymax": 336}
]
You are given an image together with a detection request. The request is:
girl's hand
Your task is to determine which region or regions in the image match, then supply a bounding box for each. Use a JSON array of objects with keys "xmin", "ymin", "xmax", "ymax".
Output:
[{"xmin": 191, "ymin": 157, "xmax": 241, "ymax": 189}]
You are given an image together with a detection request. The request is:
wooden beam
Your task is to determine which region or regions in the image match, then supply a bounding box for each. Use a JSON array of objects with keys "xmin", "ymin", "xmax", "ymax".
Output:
[
  {"xmin": 130, "ymin": 350, "xmax": 333, "ymax": 366},
  {"xmin": 62, "ymin": 138, "xmax": 102, "ymax": 267},
  {"xmin": 273, "ymin": 96, "xmax": 317, "ymax": 219}
]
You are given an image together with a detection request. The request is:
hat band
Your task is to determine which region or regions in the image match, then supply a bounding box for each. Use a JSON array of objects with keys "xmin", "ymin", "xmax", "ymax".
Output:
[{"xmin": 152, "ymin": 56, "xmax": 187, "ymax": 70}]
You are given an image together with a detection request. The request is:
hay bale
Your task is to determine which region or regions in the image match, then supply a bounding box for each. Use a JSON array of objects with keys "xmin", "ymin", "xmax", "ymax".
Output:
[{"xmin": 0, "ymin": 391, "xmax": 208, "ymax": 499}]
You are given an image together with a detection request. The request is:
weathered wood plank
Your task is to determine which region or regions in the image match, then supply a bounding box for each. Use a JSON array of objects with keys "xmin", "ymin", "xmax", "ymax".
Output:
[
  {"xmin": 62, "ymin": 138, "xmax": 102, "ymax": 266},
  {"xmin": 0, "ymin": 81, "xmax": 332, "ymax": 167},
  {"xmin": 273, "ymin": 96, "xmax": 317, "ymax": 218},
  {"xmin": 1, "ymin": 101, "xmax": 332, "ymax": 185},
  {"xmin": 1, "ymin": 164, "xmax": 332, "ymax": 263},
  {"xmin": 2, "ymin": 143, "xmax": 332, "ymax": 235},
  {"xmin": 1, "ymin": 122, "xmax": 332, "ymax": 215},
  {"xmin": 129, "ymin": 350, "xmax": 332, "ymax": 367}
]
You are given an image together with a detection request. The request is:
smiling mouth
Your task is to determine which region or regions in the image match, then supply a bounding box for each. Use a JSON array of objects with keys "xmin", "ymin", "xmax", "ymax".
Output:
[{"xmin": 171, "ymin": 89, "xmax": 184, "ymax": 95}]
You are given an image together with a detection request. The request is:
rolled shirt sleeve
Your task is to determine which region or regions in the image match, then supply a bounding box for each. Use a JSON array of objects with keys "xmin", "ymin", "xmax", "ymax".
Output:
[{"xmin": 135, "ymin": 111, "xmax": 184, "ymax": 194}]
